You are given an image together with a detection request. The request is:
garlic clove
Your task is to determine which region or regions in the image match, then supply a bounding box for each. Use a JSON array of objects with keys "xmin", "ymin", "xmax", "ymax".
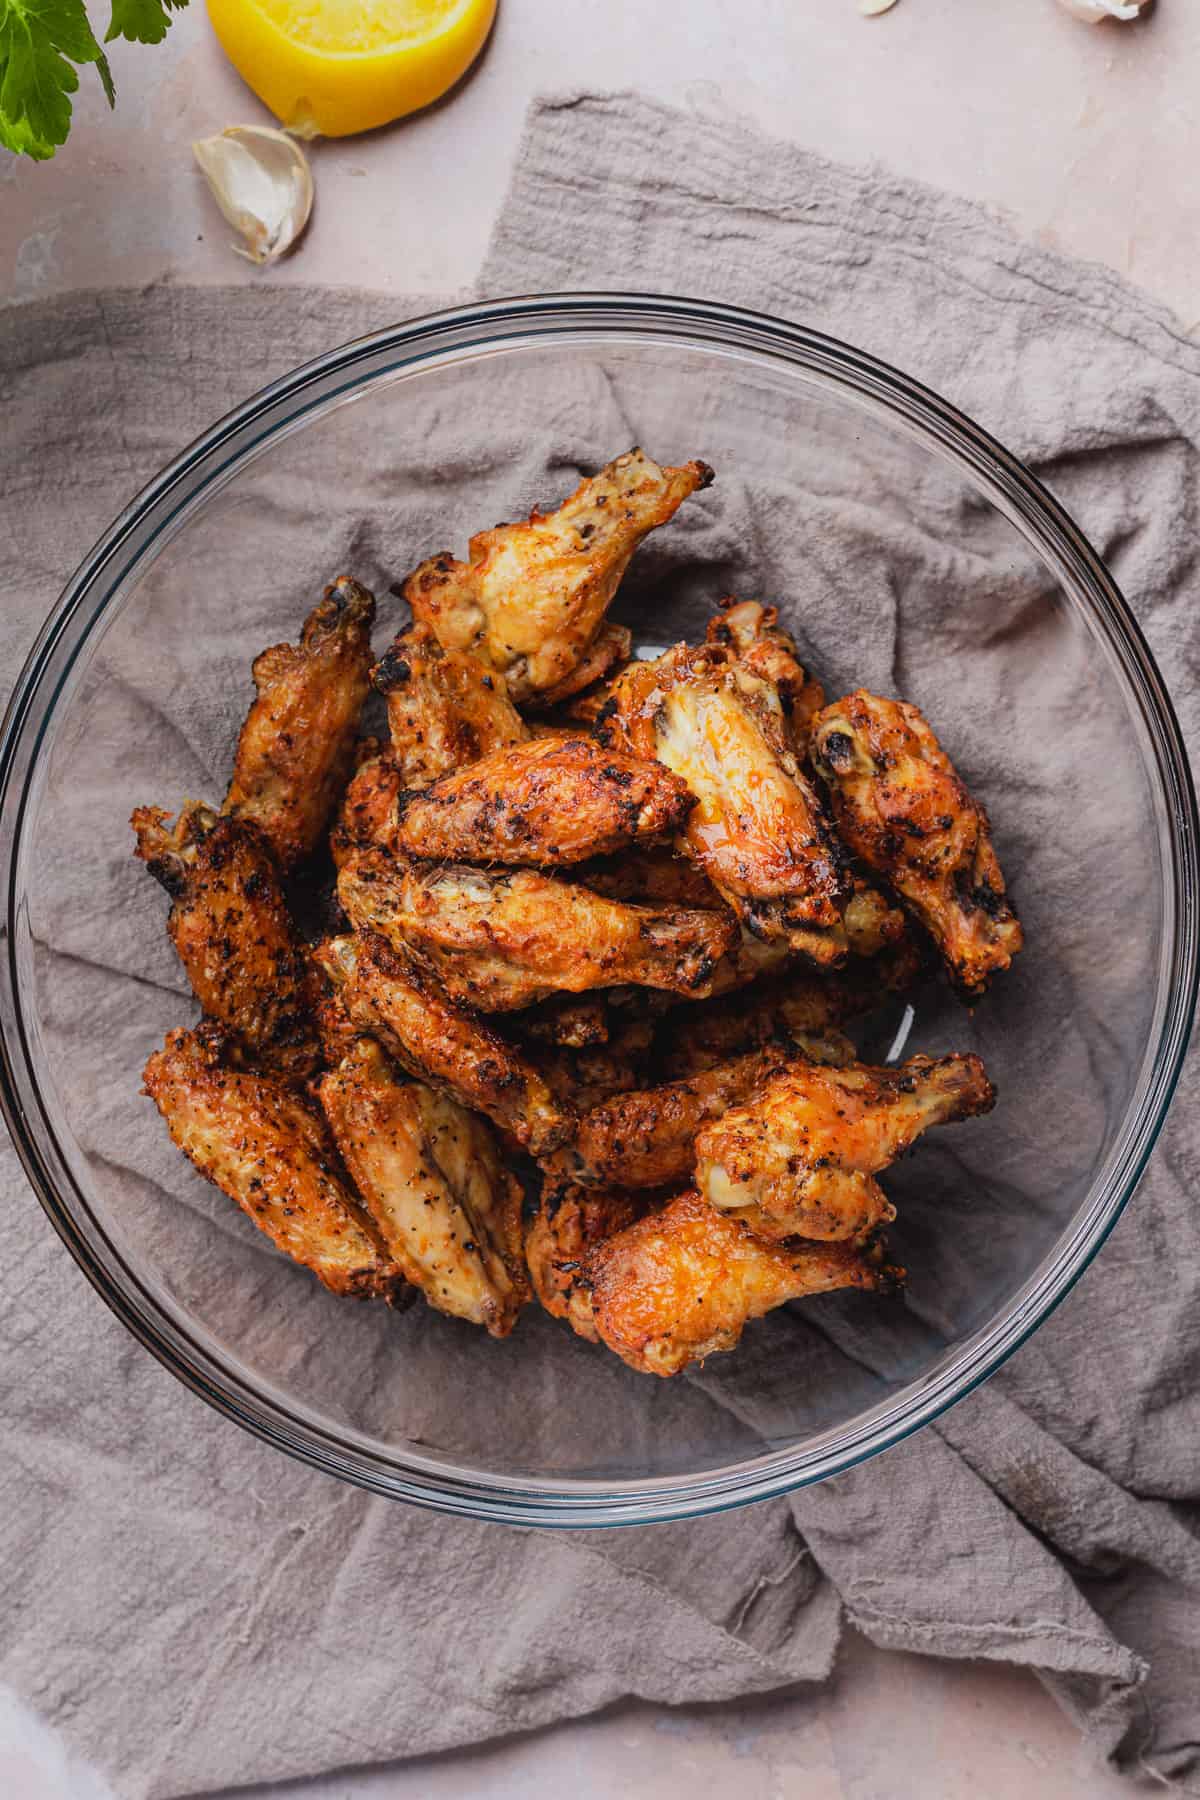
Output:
[
  {"xmin": 192, "ymin": 126, "xmax": 314, "ymax": 266},
  {"xmin": 859, "ymin": 0, "xmax": 899, "ymax": 13},
  {"xmin": 1055, "ymin": 0, "xmax": 1149, "ymax": 21}
]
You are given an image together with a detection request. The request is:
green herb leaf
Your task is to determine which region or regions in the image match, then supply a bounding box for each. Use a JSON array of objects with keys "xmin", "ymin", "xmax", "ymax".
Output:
[{"xmin": 106, "ymin": 0, "xmax": 188, "ymax": 49}]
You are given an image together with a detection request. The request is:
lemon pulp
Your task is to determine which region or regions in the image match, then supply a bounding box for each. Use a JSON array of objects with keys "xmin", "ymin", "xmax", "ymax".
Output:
[{"xmin": 206, "ymin": 0, "xmax": 497, "ymax": 138}]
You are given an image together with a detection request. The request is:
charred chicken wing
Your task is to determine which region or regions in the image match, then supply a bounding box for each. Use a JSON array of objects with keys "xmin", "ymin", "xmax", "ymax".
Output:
[
  {"xmin": 132, "ymin": 802, "xmax": 320, "ymax": 1077},
  {"xmin": 705, "ymin": 599, "xmax": 826, "ymax": 749},
  {"xmin": 372, "ymin": 620, "xmax": 527, "ymax": 788},
  {"xmin": 696, "ymin": 1052, "xmax": 995, "ymax": 1242},
  {"xmin": 586, "ymin": 1190, "xmax": 899, "ymax": 1377},
  {"xmin": 526, "ymin": 1179, "xmax": 652, "ymax": 1342},
  {"xmin": 329, "ymin": 741, "xmax": 404, "ymax": 869},
  {"xmin": 320, "ymin": 1038, "xmax": 528, "ymax": 1335},
  {"xmin": 314, "ymin": 933, "xmax": 573, "ymax": 1155},
  {"xmin": 405, "ymin": 448, "xmax": 712, "ymax": 703},
  {"xmin": 530, "ymin": 622, "xmax": 633, "ymax": 711},
  {"xmin": 811, "ymin": 691, "xmax": 1023, "ymax": 997},
  {"xmin": 223, "ymin": 577, "xmax": 376, "ymax": 867},
  {"xmin": 143, "ymin": 1026, "xmax": 401, "ymax": 1300},
  {"xmin": 391, "ymin": 734, "xmax": 695, "ymax": 867},
  {"xmin": 337, "ymin": 849, "xmax": 737, "ymax": 1012}
]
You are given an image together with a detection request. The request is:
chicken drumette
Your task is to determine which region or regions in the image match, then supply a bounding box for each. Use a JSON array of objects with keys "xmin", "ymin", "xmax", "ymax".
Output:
[
  {"xmin": 405, "ymin": 448, "xmax": 712, "ymax": 703},
  {"xmin": 131, "ymin": 802, "xmax": 320, "ymax": 1077},
  {"xmin": 810, "ymin": 691, "xmax": 1023, "ymax": 998},
  {"xmin": 695, "ymin": 1051, "xmax": 995, "ymax": 1242},
  {"xmin": 586, "ymin": 1190, "xmax": 900, "ymax": 1377},
  {"xmin": 314, "ymin": 933, "xmax": 573, "ymax": 1155},
  {"xmin": 704, "ymin": 599, "xmax": 826, "ymax": 750},
  {"xmin": 143, "ymin": 1026, "xmax": 402, "ymax": 1300},
  {"xmin": 337, "ymin": 849, "xmax": 736, "ymax": 1012},
  {"xmin": 320, "ymin": 1037, "xmax": 528, "ymax": 1336},
  {"xmin": 391, "ymin": 734, "xmax": 695, "ymax": 868},
  {"xmin": 223, "ymin": 577, "xmax": 376, "ymax": 868}
]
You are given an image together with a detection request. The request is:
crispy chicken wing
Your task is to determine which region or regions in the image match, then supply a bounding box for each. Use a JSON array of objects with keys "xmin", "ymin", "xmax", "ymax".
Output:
[
  {"xmin": 696, "ymin": 1052, "xmax": 995, "ymax": 1242},
  {"xmin": 143, "ymin": 1026, "xmax": 402, "ymax": 1300},
  {"xmin": 314, "ymin": 933, "xmax": 573, "ymax": 1155},
  {"xmin": 598, "ymin": 645, "xmax": 849, "ymax": 962},
  {"xmin": 320, "ymin": 1038, "xmax": 528, "ymax": 1335},
  {"xmin": 586, "ymin": 1190, "xmax": 899, "ymax": 1377},
  {"xmin": 705, "ymin": 599, "xmax": 826, "ymax": 749},
  {"xmin": 529, "ymin": 622, "xmax": 633, "ymax": 712},
  {"xmin": 337, "ymin": 850, "xmax": 737, "ymax": 1012},
  {"xmin": 223, "ymin": 577, "xmax": 376, "ymax": 867},
  {"xmin": 372, "ymin": 620, "xmax": 527, "ymax": 788},
  {"xmin": 131, "ymin": 802, "xmax": 320, "ymax": 1077},
  {"xmin": 543, "ymin": 1044, "xmax": 791, "ymax": 1191},
  {"xmin": 392, "ymin": 734, "xmax": 695, "ymax": 867},
  {"xmin": 574, "ymin": 846, "xmax": 724, "ymax": 910},
  {"xmin": 526, "ymin": 1179, "xmax": 653, "ymax": 1342},
  {"xmin": 405, "ymin": 449, "xmax": 713, "ymax": 703},
  {"xmin": 329, "ymin": 741, "xmax": 404, "ymax": 869},
  {"xmin": 811, "ymin": 692, "xmax": 1023, "ymax": 997},
  {"xmin": 509, "ymin": 994, "xmax": 612, "ymax": 1048}
]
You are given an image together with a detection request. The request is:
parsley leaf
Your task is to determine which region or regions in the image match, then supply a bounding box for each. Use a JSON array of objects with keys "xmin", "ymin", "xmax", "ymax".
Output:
[{"xmin": 0, "ymin": 0, "xmax": 188, "ymax": 160}]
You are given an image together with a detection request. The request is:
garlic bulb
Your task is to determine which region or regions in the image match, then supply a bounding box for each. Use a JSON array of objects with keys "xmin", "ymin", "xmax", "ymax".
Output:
[
  {"xmin": 1055, "ymin": 0, "xmax": 1150, "ymax": 21},
  {"xmin": 192, "ymin": 126, "xmax": 314, "ymax": 266}
]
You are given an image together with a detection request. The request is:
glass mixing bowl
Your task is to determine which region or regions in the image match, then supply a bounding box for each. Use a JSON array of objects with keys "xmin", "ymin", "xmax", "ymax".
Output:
[{"xmin": 1, "ymin": 295, "xmax": 1195, "ymax": 1527}]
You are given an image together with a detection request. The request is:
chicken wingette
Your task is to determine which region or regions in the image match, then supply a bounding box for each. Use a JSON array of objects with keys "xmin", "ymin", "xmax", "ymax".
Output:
[
  {"xmin": 337, "ymin": 850, "xmax": 737, "ymax": 1012},
  {"xmin": 598, "ymin": 644, "xmax": 850, "ymax": 963},
  {"xmin": 320, "ymin": 1038, "xmax": 528, "ymax": 1336},
  {"xmin": 131, "ymin": 802, "xmax": 320, "ymax": 1077},
  {"xmin": 695, "ymin": 1052, "xmax": 995, "ymax": 1242},
  {"xmin": 530, "ymin": 622, "xmax": 633, "ymax": 711},
  {"xmin": 314, "ymin": 933, "xmax": 573, "ymax": 1155},
  {"xmin": 705, "ymin": 599, "xmax": 826, "ymax": 750},
  {"xmin": 372, "ymin": 620, "xmax": 528, "ymax": 788},
  {"xmin": 526, "ymin": 1179, "xmax": 652, "ymax": 1342},
  {"xmin": 405, "ymin": 448, "xmax": 713, "ymax": 703},
  {"xmin": 542, "ymin": 1044, "xmax": 791, "ymax": 1191},
  {"xmin": 811, "ymin": 691, "xmax": 1023, "ymax": 998},
  {"xmin": 586, "ymin": 1190, "xmax": 900, "ymax": 1377},
  {"xmin": 143, "ymin": 1026, "xmax": 402, "ymax": 1300},
  {"xmin": 391, "ymin": 734, "xmax": 695, "ymax": 868},
  {"xmin": 223, "ymin": 577, "xmax": 376, "ymax": 867},
  {"xmin": 329, "ymin": 740, "xmax": 404, "ymax": 869}
]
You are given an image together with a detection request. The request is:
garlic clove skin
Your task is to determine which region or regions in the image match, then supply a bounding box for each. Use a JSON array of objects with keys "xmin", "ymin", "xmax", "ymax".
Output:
[
  {"xmin": 858, "ymin": 0, "xmax": 899, "ymax": 13},
  {"xmin": 1055, "ymin": 0, "xmax": 1150, "ymax": 21},
  {"xmin": 192, "ymin": 126, "xmax": 314, "ymax": 266}
]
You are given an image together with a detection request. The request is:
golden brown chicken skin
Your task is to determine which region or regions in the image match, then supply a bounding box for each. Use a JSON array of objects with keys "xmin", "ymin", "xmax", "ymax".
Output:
[
  {"xmin": 329, "ymin": 742, "xmax": 404, "ymax": 869},
  {"xmin": 337, "ymin": 850, "xmax": 737, "ymax": 1012},
  {"xmin": 574, "ymin": 845, "xmax": 724, "ymax": 910},
  {"xmin": 696, "ymin": 1051, "xmax": 995, "ymax": 1243},
  {"xmin": 811, "ymin": 692, "xmax": 1023, "ymax": 998},
  {"xmin": 320, "ymin": 1038, "xmax": 528, "ymax": 1336},
  {"xmin": 143, "ymin": 1026, "xmax": 402, "ymax": 1300},
  {"xmin": 372, "ymin": 620, "xmax": 528, "ymax": 788},
  {"xmin": 223, "ymin": 577, "xmax": 376, "ymax": 868},
  {"xmin": 542, "ymin": 1043, "xmax": 791, "ymax": 1192},
  {"xmin": 529, "ymin": 622, "xmax": 633, "ymax": 711},
  {"xmin": 586, "ymin": 1190, "xmax": 900, "ymax": 1377},
  {"xmin": 705, "ymin": 600, "xmax": 827, "ymax": 750},
  {"xmin": 599, "ymin": 645, "xmax": 850, "ymax": 963},
  {"xmin": 405, "ymin": 449, "xmax": 713, "ymax": 703},
  {"xmin": 526, "ymin": 1179, "xmax": 654, "ymax": 1342},
  {"xmin": 131, "ymin": 802, "xmax": 320, "ymax": 1078},
  {"xmin": 314, "ymin": 933, "xmax": 573, "ymax": 1155},
  {"xmin": 391, "ymin": 734, "xmax": 695, "ymax": 868}
]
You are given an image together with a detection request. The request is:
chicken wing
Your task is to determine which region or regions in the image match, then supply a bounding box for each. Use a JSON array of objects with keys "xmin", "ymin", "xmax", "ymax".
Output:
[
  {"xmin": 314, "ymin": 933, "xmax": 573, "ymax": 1155},
  {"xmin": 329, "ymin": 741, "xmax": 404, "ymax": 869},
  {"xmin": 372, "ymin": 620, "xmax": 528, "ymax": 788},
  {"xmin": 811, "ymin": 691, "xmax": 1023, "ymax": 997},
  {"xmin": 320, "ymin": 1038, "xmax": 528, "ymax": 1335},
  {"xmin": 526, "ymin": 1179, "xmax": 652, "ymax": 1342},
  {"xmin": 143, "ymin": 1026, "xmax": 402, "ymax": 1300},
  {"xmin": 696, "ymin": 1051, "xmax": 995, "ymax": 1242},
  {"xmin": 131, "ymin": 802, "xmax": 320, "ymax": 1077},
  {"xmin": 529, "ymin": 622, "xmax": 633, "ymax": 712},
  {"xmin": 574, "ymin": 845, "xmax": 724, "ymax": 910},
  {"xmin": 405, "ymin": 449, "xmax": 713, "ymax": 703},
  {"xmin": 586, "ymin": 1190, "xmax": 899, "ymax": 1377},
  {"xmin": 391, "ymin": 734, "xmax": 695, "ymax": 867},
  {"xmin": 223, "ymin": 577, "xmax": 376, "ymax": 867},
  {"xmin": 598, "ymin": 645, "xmax": 849, "ymax": 962},
  {"xmin": 337, "ymin": 850, "xmax": 737, "ymax": 1012},
  {"xmin": 705, "ymin": 599, "xmax": 826, "ymax": 749},
  {"xmin": 543, "ymin": 1043, "xmax": 791, "ymax": 1191}
]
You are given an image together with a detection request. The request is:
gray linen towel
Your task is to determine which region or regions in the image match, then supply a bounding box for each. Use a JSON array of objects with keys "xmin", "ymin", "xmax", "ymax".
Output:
[{"xmin": 2, "ymin": 91, "xmax": 1199, "ymax": 1796}]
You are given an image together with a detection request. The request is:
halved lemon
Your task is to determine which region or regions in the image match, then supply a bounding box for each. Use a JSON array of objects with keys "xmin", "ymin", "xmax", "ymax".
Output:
[{"xmin": 205, "ymin": 0, "xmax": 498, "ymax": 139}]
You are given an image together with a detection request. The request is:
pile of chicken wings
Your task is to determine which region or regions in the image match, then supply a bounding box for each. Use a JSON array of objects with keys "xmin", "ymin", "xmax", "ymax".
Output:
[{"xmin": 135, "ymin": 448, "xmax": 1023, "ymax": 1378}]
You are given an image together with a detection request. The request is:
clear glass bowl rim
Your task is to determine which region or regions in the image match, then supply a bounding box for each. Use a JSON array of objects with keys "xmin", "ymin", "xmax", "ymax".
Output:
[{"xmin": 1, "ymin": 291, "xmax": 1196, "ymax": 1529}]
